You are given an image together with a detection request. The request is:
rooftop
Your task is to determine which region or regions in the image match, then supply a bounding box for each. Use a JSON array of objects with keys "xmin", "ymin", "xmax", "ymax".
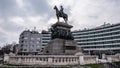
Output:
[{"xmin": 73, "ymin": 22, "xmax": 120, "ymax": 32}]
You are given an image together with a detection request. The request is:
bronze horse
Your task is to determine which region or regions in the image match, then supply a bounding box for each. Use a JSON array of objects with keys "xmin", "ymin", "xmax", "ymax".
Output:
[{"xmin": 54, "ymin": 6, "xmax": 68, "ymax": 23}]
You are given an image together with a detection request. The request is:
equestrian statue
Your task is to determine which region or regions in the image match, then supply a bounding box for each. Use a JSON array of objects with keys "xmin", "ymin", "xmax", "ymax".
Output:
[{"xmin": 54, "ymin": 5, "xmax": 68, "ymax": 23}]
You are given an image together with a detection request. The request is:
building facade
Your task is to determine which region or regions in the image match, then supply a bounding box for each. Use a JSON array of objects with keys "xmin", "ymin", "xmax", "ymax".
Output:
[
  {"xmin": 73, "ymin": 23, "xmax": 120, "ymax": 55},
  {"xmin": 40, "ymin": 30, "xmax": 51, "ymax": 54},
  {"xmin": 18, "ymin": 30, "xmax": 42, "ymax": 55},
  {"xmin": 41, "ymin": 30, "xmax": 51, "ymax": 46},
  {"xmin": 40, "ymin": 23, "xmax": 120, "ymax": 55},
  {"xmin": 17, "ymin": 23, "xmax": 120, "ymax": 55}
]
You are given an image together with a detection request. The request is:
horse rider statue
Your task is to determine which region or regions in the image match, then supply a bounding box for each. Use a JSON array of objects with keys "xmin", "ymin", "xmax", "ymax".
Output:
[
  {"xmin": 60, "ymin": 6, "xmax": 64, "ymax": 16},
  {"xmin": 54, "ymin": 5, "xmax": 68, "ymax": 23}
]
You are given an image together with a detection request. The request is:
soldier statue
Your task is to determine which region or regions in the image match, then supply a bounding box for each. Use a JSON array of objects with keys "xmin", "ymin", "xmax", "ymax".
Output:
[
  {"xmin": 54, "ymin": 5, "xmax": 68, "ymax": 23},
  {"xmin": 60, "ymin": 6, "xmax": 64, "ymax": 15}
]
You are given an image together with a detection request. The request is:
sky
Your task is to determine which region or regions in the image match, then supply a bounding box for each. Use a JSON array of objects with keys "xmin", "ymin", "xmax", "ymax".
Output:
[{"xmin": 0, "ymin": 0, "xmax": 120, "ymax": 47}]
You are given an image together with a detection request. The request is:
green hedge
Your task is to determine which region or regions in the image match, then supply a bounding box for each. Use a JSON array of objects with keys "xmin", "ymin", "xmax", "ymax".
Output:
[{"xmin": 82, "ymin": 64, "xmax": 104, "ymax": 68}]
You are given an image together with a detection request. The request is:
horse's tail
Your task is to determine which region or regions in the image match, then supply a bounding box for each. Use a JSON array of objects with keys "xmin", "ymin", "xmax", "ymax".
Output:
[{"xmin": 66, "ymin": 15, "xmax": 68, "ymax": 21}]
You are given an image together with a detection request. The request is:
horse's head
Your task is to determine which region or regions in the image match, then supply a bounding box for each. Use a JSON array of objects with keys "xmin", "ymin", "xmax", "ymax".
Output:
[{"xmin": 53, "ymin": 5, "xmax": 57, "ymax": 10}]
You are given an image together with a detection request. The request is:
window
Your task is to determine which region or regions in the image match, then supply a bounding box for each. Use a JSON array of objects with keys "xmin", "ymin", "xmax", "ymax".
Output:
[
  {"xmin": 65, "ymin": 46, "xmax": 76, "ymax": 50},
  {"xmin": 24, "ymin": 49, "xmax": 27, "ymax": 51},
  {"xmin": 36, "ymin": 41, "xmax": 38, "ymax": 44},
  {"xmin": 36, "ymin": 58, "xmax": 39, "ymax": 60},
  {"xmin": 37, "ymin": 38, "xmax": 40, "ymax": 40},
  {"xmin": 41, "ymin": 50, "xmax": 43, "ymax": 52},
  {"xmin": 31, "ymin": 38, "xmax": 34, "ymax": 40},
  {"xmin": 24, "ymin": 37, "xmax": 28, "ymax": 39},
  {"xmin": 21, "ymin": 44, "xmax": 23, "ymax": 47},
  {"xmin": 36, "ymin": 49, "xmax": 40, "ymax": 51},
  {"xmin": 20, "ymin": 49, "xmax": 23, "ymax": 51}
]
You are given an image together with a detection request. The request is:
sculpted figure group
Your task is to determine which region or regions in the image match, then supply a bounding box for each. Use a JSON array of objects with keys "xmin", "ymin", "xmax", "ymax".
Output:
[{"xmin": 51, "ymin": 27, "xmax": 74, "ymax": 40}]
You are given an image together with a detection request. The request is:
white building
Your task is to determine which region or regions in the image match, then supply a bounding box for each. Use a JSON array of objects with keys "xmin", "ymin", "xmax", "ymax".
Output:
[
  {"xmin": 41, "ymin": 30, "xmax": 51, "ymax": 46},
  {"xmin": 73, "ymin": 23, "xmax": 120, "ymax": 55},
  {"xmin": 17, "ymin": 23, "xmax": 120, "ymax": 55},
  {"xmin": 18, "ymin": 30, "xmax": 42, "ymax": 55},
  {"xmin": 40, "ymin": 23, "xmax": 120, "ymax": 55}
]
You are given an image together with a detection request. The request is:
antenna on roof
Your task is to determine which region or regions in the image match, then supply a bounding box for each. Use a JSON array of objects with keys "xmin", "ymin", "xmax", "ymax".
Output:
[
  {"xmin": 25, "ymin": 27, "xmax": 28, "ymax": 31},
  {"xmin": 104, "ymin": 22, "xmax": 106, "ymax": 25},
  {"xmin": 34, "ymin": 27, "xmax": 36, "ymax": 31}
]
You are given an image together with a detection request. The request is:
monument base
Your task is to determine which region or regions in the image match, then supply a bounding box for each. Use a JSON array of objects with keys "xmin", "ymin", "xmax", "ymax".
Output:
[
  {"xmin": 45, "ymin": 22, "xmax": 82, "ymax": 55},
  {"xmin": 45, "ymin": 38, "xmax": 81, "ymax": 55}
]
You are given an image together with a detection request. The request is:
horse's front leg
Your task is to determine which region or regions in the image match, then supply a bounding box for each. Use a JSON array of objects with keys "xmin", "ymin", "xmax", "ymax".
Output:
[{"xmin": 57, "ymin": 15, "xmax": 59, "ymax": 22}]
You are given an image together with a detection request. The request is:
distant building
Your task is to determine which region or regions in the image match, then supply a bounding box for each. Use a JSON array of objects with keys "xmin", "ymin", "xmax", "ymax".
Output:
[
  {"xmin": 41, "ymin": 30, "xmax": 51, "ymax": 46},
  {"xmin": 18, "ymin": 30, "xmax": 42, "ymax": 55},
  {"xmin": 72, "ymin": 23, "xmax": 120, "ymax": 55},
  {"xmin": 40, "ymin": 23, "xmax": 120, "ymax": 55},
  {"xmin": 17, "ymin": 23, "xmax": 120, "ymax": 55},
  {"xmin": 40, "ymin": 30, "xmax": 51, "ymax": 54}
]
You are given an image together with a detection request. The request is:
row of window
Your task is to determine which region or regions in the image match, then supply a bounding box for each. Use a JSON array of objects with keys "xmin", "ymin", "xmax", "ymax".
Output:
[
  {"xmin": 42, "ymin": 41, "xmax": 50, "ymax": 43},
  {"xmin": 42, "ymin": 35, "xmax": 50, "ymax": 37},
  {"xmin": 78, "ymin": 40, "xmax": 120, "ymax": 45},
  {"xmin": 20, "ymin": 44, "xmax": 40, "ymax": 47},
  {"xmin": 73, "ymin": 26, "xmax": 120, "ymax": 36},
  {"xmin": 76, "ymin": 36, "xmax": 120, "ymax": 42},
  {"xmin": 82, "ymin": 45, "xmax": 120, "ymax": 49},
  {"xmin": 42, "ymin": 44, "xmax": 47, "ymax": 46},
  {"xmin": 20, "ymin": 49, "xmax": 40, "ymax": 51},
  {"xmin": 75, "ymin": 31, "xmax": 120, "ymax": 39},
  {"xmin": 42, "ymin": 38, "xmax": 50, "ymax": 40},
  {"xmin": 20, "ymin": 40, "xmax": 41, "ymax": 44},
  {"xmin": 20, "ymin": 36, "xmax": 41, "ymax": 40}
]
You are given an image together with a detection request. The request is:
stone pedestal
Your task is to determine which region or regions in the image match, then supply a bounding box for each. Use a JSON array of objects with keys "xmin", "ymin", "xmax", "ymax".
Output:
[
  {"xmin": 45, "ymin": 22, "xmax": 82, "ymax": 55},
  {"xmin": 64, "ymin": 40, "xmax": 78, "ymax": 55},
  {"xmin": 46, "ymin": 39, "xmax": 65, "ymax": 55},
  {"xmin": 46, "ymin": 38, "xmax": 79, "ymax": 55}
]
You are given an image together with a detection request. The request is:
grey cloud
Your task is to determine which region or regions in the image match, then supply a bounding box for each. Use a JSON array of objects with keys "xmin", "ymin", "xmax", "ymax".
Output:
[
  {"xmin": 88, "ymin": 15, "xmax": 99, "ymax": 19},
  {"xmin": 0, "ymin": 0, "xmax": 120, "ymax": 46},
  {"xmin": 0, "ymin": 20, "xmax": 23, "ymax": 32},
  {"xmin": 0, "ymin": 0, "xmax": 53, "ymax": 46},
  {"xmin": 23, "ymin": 0, "xmax": 52, "ymax": 16},
  {"xmin": 0, "ymin": 32, "xmax": 7, "ymax": 44},
  {"xmin": 0, "ymin": 0, "xmax": 52, "ymax": 34},
  {"xmin": 0, "ymin": 0, "xmax": 21, "ymax": 18}
]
